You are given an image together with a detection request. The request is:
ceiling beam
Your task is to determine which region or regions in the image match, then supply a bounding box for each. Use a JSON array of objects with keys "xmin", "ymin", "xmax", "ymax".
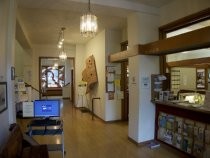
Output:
[
  {"xmin": 139, "ymin": 26, "xmax": 210, "ymax": 55},
  {"xmin": 109, "ymin": 26, "xmax": 210, "ymax": 62},
  {"xmin": 109, "ymin": 45, "xmax": 138, "ymax": 62}
]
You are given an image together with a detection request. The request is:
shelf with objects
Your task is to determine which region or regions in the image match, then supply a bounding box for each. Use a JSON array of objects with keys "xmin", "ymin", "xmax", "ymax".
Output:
[
  {"xmin": 15, "ymin": 81, "xmax": 32, "ymax": 118},
  {"xmin": 151, "ymin": 73, "xmax": 171, "ymax": 101},
  {"xmin": 27, "ymin": 99, "xmax": 65, "ymax": 158}
]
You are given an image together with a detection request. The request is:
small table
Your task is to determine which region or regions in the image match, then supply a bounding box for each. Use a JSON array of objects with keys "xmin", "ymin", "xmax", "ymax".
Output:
[{"xmin": 27, "ymin": 119, "xmax": 65, "ymax": 158}]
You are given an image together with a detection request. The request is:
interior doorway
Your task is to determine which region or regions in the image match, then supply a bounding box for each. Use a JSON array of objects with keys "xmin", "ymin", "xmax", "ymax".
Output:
[
  {"xmin": 39, "ymin": 57, "xmax": 75, "ymax": 104},
  {"xmin": 121, "ymin": 61, "xmax": 129, "ymax": 121},
  {"xmin": 120, "ymin": 41, "xmax": 129, "ymax": 121}
]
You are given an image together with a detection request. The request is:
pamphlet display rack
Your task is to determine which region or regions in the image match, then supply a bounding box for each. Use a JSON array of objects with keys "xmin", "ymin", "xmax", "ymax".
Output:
[
  {"xmin": 155, "ymin": 103, "xmax": 210, "ymax": 158},
  {"xmin": 27, "ymin": 119, "xmax": 65, "ymax": 158}
]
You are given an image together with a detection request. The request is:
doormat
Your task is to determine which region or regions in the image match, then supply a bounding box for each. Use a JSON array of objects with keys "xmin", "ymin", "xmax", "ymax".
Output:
[{"xmin": 79, "ymin": 107, "xmax": 90, "ymax": 113}]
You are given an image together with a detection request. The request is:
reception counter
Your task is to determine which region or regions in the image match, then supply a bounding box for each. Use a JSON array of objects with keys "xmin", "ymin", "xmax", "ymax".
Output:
[{"xmin": 154, "ymin": 101, "xmax": 210, "ymax": 157}]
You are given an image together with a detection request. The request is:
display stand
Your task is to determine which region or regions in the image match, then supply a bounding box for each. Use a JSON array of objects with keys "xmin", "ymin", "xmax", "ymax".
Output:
[
  {"xmin": 76, "ymin": 81, "xmax": 89, "ymax": 112},
  {"xmin": 27, "ymin": 119, "xmax": 65, "ymax": 158}
]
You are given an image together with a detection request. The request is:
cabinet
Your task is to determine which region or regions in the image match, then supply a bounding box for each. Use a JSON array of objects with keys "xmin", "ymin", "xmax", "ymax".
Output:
[{"xmin": 155, "ymin": 103, "xmax": 210, "ymax": 158}]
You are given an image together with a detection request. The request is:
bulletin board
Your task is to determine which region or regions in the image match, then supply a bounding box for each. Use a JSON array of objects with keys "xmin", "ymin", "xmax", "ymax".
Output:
[{"xmin": 106, "ymin": 66, "xmax": 115, "ymax": 92}]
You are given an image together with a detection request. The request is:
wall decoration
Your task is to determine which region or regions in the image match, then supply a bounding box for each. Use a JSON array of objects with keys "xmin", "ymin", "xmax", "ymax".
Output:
[
  {"xmin": 11, "ymin": 67, "xmax": 15, "ymax": 80},
  {"xmin": 82, "ymin": 55, "xmax": 98, "ymax": 93},
  {"xmin": 0, "ymin": 82, "xmax": 7, "ymax": 113},
  {"xmin": 196, "ymin": 68, "xmax": 205, "ymax": 89}
]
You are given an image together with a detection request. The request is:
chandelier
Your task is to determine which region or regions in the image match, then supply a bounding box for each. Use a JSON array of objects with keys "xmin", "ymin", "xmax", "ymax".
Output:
[
  {"xmin": 57, "ymin": 27, "xmax": 67, "ymax": 60},
  {"xmin": 80, "ymin": 0, "xmax": 98, "ymax": 37}
]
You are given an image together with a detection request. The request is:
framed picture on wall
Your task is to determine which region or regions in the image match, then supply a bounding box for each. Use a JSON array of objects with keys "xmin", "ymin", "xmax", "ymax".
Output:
[
  {"xmin": 196, "ymin": 68, "xmax": 205, "ymax": 89},
  {"xmin": 0, "ymin": 82, "xmax": 8, "ymax": 113}
]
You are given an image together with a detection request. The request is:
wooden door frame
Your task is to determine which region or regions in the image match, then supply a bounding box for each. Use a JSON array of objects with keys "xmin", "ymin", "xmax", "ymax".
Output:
[
  {"xmin": 39, "ymin": 57, "xmax": 75, "ymax": 105},
  {"xmin": 159, "ymin": 8, "xmax": 210, "ymax": 74},
  {"xmin": 121, "ymin": 61, "xmax": 129, "ymax": 121}
]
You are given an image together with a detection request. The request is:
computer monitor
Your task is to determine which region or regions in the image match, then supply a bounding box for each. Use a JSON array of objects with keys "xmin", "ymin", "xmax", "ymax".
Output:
[{"xmin": 34, "ymin": 99, "xmax": 60, "ymax": 118}]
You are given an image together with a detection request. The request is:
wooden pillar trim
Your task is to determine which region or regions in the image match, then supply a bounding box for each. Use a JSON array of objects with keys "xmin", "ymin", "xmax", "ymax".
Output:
[
  {"xmin": 159, "ymin": 8, "xmax": 210, "ymax": 34},
  {"xmin": 109, "ymin": 45, "xmax": 138, "ymax": 62}
]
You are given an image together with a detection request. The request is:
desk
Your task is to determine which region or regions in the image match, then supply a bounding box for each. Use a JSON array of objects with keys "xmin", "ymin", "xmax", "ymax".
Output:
[{"xmin": 27, "ymin": 119, "xmax": 65, "ymax": 158}]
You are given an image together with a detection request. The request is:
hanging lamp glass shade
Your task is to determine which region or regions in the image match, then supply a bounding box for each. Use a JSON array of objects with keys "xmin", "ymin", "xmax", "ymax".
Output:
[
  {"xmin": 80, "ymin": 0, "xmax": 98, "ymax": 37},
  {"xmin": 80, "ymin": 13, "xmax": 98, "ymax": 37},
  {"xmin": 59, "ymin": 51, "xmax": 67, "ymax": 60}
]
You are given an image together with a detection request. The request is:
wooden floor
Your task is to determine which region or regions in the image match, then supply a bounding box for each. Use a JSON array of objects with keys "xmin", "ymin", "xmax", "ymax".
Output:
[{"xmin": 17, "ymin": 99, "xmax": 189, "ymax": 158}]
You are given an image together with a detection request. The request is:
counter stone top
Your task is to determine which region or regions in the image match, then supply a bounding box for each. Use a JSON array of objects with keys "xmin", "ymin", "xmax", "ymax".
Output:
[{"xmin": 154, "ymin": 100, "xmax": 210, "ymax": 115}]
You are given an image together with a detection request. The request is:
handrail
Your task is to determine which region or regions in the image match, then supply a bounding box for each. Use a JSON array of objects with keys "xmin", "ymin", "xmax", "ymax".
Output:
[
  {"xmin": 63, "ymin": 82, "xmax": 70, "ymax": 87},
  {"xmin": 92, "ymin": 97, "xmax": 100, "ymax": 120},
  {"xmin": 24, "ymin": 82, "xmax": 42, "ymax": 94}
]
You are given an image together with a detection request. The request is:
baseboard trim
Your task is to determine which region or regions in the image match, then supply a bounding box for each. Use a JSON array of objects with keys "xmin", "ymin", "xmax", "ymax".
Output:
[
  {"xmin": 62, "ymin": 97, "xmax": 70, "ymax": 100},
  {"xmin": 128, "ymin": 137, "xmax": 153, "ymax": 146}
]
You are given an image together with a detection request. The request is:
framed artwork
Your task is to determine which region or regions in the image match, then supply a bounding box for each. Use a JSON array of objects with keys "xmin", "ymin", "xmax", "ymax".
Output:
[
  {"xmin": 11, "ymin": 66, "xmax": 15, "ymax": 80},
  {"xmin": 0, "ymin": 82, "xmax": 7, "ymax": 113},
  {"xmin": 196, "ymin": 68, "xmax": 205, "ymax": 89}
]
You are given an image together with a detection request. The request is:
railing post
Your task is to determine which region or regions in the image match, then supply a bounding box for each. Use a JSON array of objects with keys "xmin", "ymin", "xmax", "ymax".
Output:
[{"xmin": 91, "ymin": 97, "xmax": 100, "ymax": 120}]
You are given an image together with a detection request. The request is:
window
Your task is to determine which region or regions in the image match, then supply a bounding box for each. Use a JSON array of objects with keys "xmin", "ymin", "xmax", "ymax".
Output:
[{"xmin": 41, "ymin": 66, "xmax": 65, "ymax": 89}]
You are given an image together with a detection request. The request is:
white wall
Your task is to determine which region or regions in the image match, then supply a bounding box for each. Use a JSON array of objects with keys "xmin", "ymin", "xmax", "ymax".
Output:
[
  {"xmin": 138, "ymin": 55, "xmax": 159, "ymax": 142},
  {"xmin": 160, "ymin": 0, "xmax": 210, "ymax": 26},
  {"xmin": 65, "ymin": 59, "xmax": 71, "ymax": 84},
  {"xmin": 15, "ymin": 40, "xmax": 33, "ymax": 84},
  {"xmin": 85, "ymin": 30, "xmax": 106, "ymax": 120},
  {"xmin": 128, "ymin": 12, "xmax": 159, "ymax": 46},
  {"xmin": 75, "ymin": 44, "xmax": 86, "ymax": 106},
  {"xmin": 105, "ymin": 29, "xmax": 122, "ymax": 121},
  {"xmin": 74, "ymin": 29, "xmax": 123, "ymax": 121},
  {"xmin": 0, "ymin": 0, "xmax": 16, "ymax": 148},
  {"xmin": 127, "ymin": 12, "xmax": 159, "ymax": 143},
  {"xmin": 0, "ymin": 0, "xmax": 9, "ymax": 143},
  {"xmin": 128, "ymin": 55, "xmax": 159, "ymax": 142}
]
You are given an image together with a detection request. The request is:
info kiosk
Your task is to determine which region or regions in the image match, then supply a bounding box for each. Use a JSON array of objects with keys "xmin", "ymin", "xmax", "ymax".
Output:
[{"xmin": 27, "ymin": 100, "xmax": 65, "ymax": 158}]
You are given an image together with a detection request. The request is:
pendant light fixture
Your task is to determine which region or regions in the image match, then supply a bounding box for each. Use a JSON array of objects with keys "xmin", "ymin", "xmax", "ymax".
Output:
[
  {"xmin": 57, "ymin": 27, "xmax": 67, "ymax": 60},
  {"xmin": 80, "ymin": 0, "xmax": 98, "ymax": 37}
]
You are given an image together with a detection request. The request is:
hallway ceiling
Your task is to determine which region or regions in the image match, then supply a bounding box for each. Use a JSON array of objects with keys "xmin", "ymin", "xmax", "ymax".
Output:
[{"xmin": 17, "ymin": 0, "xmax": 174, "ymax": 46}]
